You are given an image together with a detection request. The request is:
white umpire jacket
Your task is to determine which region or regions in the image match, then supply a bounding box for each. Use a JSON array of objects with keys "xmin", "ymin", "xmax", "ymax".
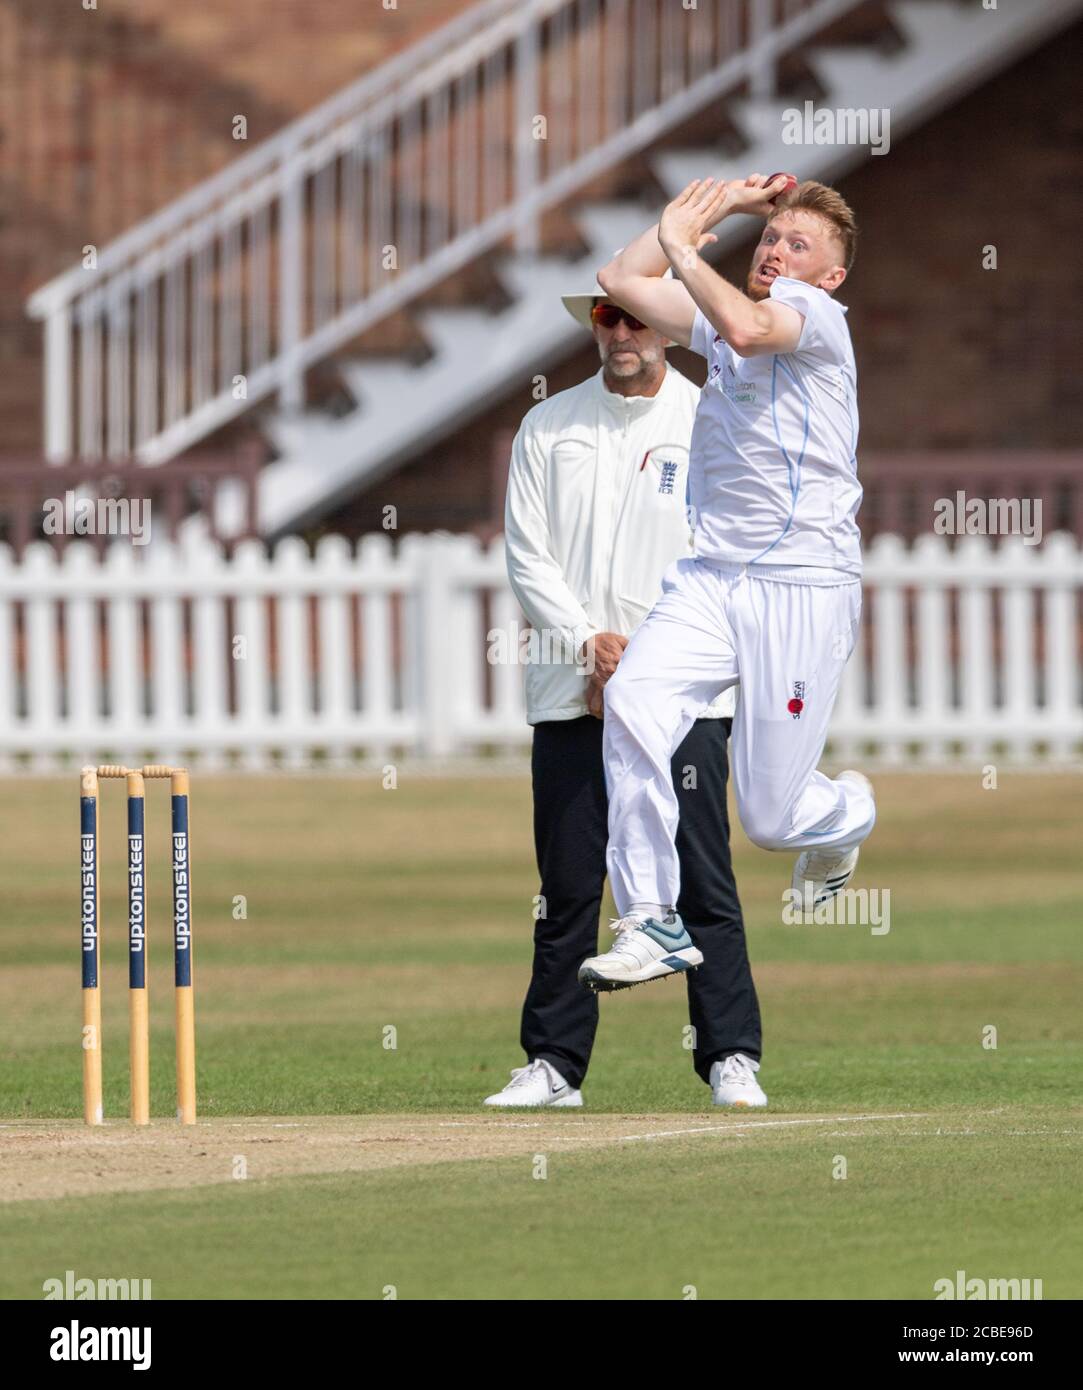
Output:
[{"xmin": 504, "ymin": 363, "xmax": 737, "ymax": 726}]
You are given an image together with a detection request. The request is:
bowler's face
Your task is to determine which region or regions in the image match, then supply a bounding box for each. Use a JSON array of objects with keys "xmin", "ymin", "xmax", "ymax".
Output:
[{"xmin": 747, "ymin": 210, "xmax": 846, "ymax": 302}]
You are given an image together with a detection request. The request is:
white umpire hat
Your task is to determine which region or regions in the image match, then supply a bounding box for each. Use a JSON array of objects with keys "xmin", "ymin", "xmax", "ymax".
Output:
[
  {"xmin": 561, "ymin": 266, "xmax": 677, "ymax": 343},
  {"xmin": 560, "ymin": 281, "xmax": 609, "ymax": 332}
]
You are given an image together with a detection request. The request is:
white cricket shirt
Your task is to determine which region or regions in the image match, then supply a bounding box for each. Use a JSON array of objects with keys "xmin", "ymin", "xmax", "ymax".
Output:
[
  {"xmin": 504, "ymin": 364, "xmax": 736, "ymax": 725},
  {"xmin": 687, "ymin": 276, "xmax": 862, "ymax": 575}
]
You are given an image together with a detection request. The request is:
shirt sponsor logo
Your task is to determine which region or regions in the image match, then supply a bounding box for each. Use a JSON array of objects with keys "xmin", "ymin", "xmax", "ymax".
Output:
[
  {"xmin": 788, "ymin": 681, "xmax": 806, "ymax": 719},
  {"xmin": 724, "ymin": 361, "xmax": 757, "ymax": 405}
]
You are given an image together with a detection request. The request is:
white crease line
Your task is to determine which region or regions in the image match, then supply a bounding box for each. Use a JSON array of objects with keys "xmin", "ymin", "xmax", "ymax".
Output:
[
  {"xmin": 608, "ymin": 1112, "xmax": 930, "ymax": 1143},
  {"xmin": 439, "ymin": 1120, "xmax": 546, "ymax": 1129},
  {"xmin": 437, "ymin": 1112, "xmax": 930, "ymax": 1143}
]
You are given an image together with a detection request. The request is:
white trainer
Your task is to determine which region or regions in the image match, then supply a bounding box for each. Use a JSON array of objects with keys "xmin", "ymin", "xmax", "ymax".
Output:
[
  {"xmin": 578, "ymin": 913, "xmax": 703, "ymax": 992},
  {"xmin": 791, "ymin": 771, "xmax": 873, "ymax": 914},
  {"xmin": 710, "ymin": 1054, "xmax": 768, "ymax": 1109},
  {"xmin": 483, "ymin": 1058, "xmax": 582, "ymax": 1108}
]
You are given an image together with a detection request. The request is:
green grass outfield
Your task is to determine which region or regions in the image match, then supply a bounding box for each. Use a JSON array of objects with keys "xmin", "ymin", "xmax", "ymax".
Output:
[{"xmin": 1, "ymin": 770, "xmax": 1081, "ymax": 1299}]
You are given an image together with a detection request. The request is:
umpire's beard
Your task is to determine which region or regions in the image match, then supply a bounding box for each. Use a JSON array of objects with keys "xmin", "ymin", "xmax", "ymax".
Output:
[{"xmin": 599, "ymin": 340, "xmax": 665, "ymax": 392}]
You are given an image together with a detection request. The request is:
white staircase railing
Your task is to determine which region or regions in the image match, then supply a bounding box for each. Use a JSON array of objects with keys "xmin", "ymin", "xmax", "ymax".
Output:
[{"xmin": 27, "ymin": 0, "xmax": 864, "ymax": 468}]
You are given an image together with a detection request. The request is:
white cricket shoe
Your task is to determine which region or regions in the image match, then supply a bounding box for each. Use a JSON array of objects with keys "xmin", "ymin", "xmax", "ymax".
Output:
[
  {"xmin": 710, "ymin": 1054, "xmax": 768, "ymax": 1109},
  {"xmin": 791, "ymin": 771, "xmax": 873, "ymax": 914},
  {"xmin": 578, "ymin": 913, "xmax": 703, "ymax": 992},
  {"xmin": 483, "ymin": 1058, "xmax": 582, "ymax": 1108}
]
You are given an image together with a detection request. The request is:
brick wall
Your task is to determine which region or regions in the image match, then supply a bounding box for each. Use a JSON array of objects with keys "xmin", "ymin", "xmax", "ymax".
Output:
[
  {"xmin": 0, "ymin": 0, "xmax": 473, "ymax": 451},
  {"xmin": 842, "ymin": 18, "xmax": 1083, "ymax": 449},
  {"xmin": 321, "ymin": 15, "xmax": 1083, "ymax": 538}
]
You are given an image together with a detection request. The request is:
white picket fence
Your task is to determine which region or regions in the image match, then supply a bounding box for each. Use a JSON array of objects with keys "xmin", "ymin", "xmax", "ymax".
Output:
[{"xmin": 0, "ymin": 529, "xmax": 1080, "ymax": 772}]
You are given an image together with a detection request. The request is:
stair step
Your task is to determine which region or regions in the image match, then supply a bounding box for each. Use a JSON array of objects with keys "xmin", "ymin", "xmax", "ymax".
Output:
[
  {"xmin": 650, "ymin": 148, "xmax": 733, "ymax": 199},
  {"xmin": 497, "ymin": 253, "xmax": 588, "ymax": 303},
  {"xmin": 809, "ymin": 46, "xmax": 899, "ymax": 103},
  {"xmin": 263, "ymin": 409, "xmax": 339, "ymax": 458},
  {"xmin": 462, "ymin": 262, "xmax": 597, "ymax": 356},
  {"xmin": 415, "ymin": 306, "xmax": 503, "ymax": 360},
  {"xmin": 889, "ymin": 0, "xmax": 998, "ymax": 48},
  {"xmin": 575, "ymin": 202, "xmax": 661, "ymax": 260},
  {"xmin": 725, "ymin": 98, "xmax": 869, "ymax": 181},
  {"xmin": 338, "ymin": 357, "xmax": 419, "ymax": 408},
  {"xmin": 887, "ymin": 0, "xmax": 1081, "ymax": 76},
  {"xmin": 730, "ymin": 99, "xmax": 785, "ymax": 148}
]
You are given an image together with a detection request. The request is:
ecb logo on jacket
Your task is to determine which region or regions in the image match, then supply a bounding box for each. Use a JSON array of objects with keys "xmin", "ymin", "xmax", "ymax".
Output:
[{"xmin": 641, "ymin": 446, "xmax": 687, "ymax": 499}]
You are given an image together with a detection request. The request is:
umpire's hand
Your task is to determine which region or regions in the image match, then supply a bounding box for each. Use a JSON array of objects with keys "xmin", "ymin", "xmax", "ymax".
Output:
[{"xmin": 580, "ymin": 631, "xmax": 628, "ymax": 720}]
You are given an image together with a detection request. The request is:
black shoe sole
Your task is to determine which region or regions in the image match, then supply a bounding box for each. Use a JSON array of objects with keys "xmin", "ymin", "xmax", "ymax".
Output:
[{"xmin": 580, "ymin": 966, "xmax": 698, "ymax": 994}]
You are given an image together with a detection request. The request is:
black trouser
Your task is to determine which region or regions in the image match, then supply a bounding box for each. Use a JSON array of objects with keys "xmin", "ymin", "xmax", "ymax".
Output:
[{"xmin": 520, "ymin": 715, "xmax": 762, "ymax": 1089}]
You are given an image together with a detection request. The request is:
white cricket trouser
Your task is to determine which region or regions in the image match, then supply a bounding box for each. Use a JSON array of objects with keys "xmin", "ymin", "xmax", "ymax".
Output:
[{"xmin": 603, "ymin": 557, "xmax": 876, "ymax": 916}]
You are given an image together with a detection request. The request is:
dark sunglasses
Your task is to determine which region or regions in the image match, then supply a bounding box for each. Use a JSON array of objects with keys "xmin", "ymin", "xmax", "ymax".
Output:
[{"xmin": 591, "ymin": 303, "xmax": 648, "ymax": 331}]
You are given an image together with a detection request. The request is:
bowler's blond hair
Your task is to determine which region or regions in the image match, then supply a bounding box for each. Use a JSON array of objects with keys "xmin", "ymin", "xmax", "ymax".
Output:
[{"xmin": 773, "ymin": 181, "xmax": 858, "ymax": 271}]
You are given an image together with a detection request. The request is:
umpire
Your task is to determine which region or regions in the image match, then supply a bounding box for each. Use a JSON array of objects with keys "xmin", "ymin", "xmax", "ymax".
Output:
[{"xmin": 485, "ymin": 281, "xmax": 765, "ymax": 1110}]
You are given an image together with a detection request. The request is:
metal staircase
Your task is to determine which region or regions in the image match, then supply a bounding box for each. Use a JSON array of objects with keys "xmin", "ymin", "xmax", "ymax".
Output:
[{"xmin": 27, "ymin": 0, "xmax": 1083, "ymax": 538}]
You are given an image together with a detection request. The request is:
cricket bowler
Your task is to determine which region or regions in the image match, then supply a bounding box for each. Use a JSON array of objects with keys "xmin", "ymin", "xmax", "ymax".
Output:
[
  {"xmin": 488, "ymin": 274, "xmax": 766, "ymax": 1110},
  {"xmin": 579, "ymin": 174, "xmax": 877, "ymax": 992}
]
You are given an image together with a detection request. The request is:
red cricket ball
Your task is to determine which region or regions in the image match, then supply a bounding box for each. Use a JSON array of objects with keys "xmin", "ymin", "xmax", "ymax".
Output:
[
  {"xmin": 787, "ymin": 698, "xmax": 804, "ymax": 716},
  {"xmin": 766, "ymin": 172, "xmax": 798, "ymax": 204}
]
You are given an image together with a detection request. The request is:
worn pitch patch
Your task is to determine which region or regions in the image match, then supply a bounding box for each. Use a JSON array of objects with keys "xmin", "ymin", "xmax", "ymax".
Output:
[{"xmin": 0, "ymin": 1111, "xmax": 947, "ymax": 1203}]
